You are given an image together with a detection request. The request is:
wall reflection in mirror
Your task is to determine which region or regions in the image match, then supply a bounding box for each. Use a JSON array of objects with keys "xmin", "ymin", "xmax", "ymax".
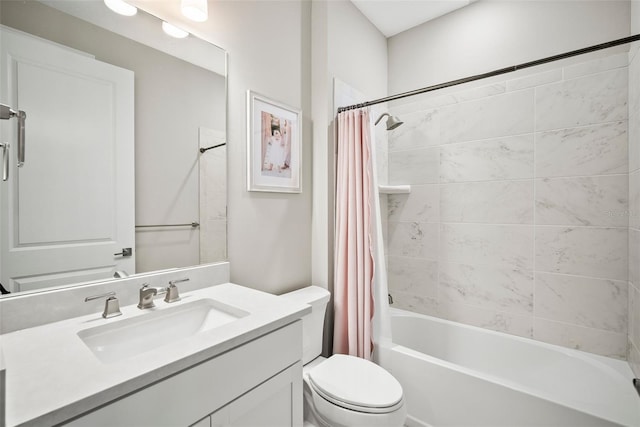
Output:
[{"xmin": 0, "ymin": 0, "xmax": 227, "ymax": 296}]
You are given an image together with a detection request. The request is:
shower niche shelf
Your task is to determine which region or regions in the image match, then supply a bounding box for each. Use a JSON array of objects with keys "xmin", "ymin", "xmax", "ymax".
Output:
[{"xmin": 378, "ymin": 185, "xmax": 411, "ymax": 194}]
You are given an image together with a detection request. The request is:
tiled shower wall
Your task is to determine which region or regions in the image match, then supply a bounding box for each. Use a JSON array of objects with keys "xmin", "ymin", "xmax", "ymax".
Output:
[
  {"xmin": 386, "ymin": 53, "xmax": 630, "ymax": 359},
  {"xmin": 629, "ymin": 38, "xmax": 640, "ymax": 375}
]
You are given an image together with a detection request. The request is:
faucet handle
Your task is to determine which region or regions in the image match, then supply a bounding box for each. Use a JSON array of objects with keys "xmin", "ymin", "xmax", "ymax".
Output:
[
  {"xmin": 85, "ymin": 291, "xmax": 122, "ymax": 319},
  {"xmin": 169, "ymin": 278, "xmax": 189, "ymax": 286},
  {"xmin": 165, "ymin": 278, "xmax": 187, "ymax": 303}
]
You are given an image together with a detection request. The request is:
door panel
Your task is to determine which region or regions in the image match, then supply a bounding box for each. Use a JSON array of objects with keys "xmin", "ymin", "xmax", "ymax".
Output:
[{"xmin": 17, "ymin": 60, "xmax": 115, "ymax": 244}]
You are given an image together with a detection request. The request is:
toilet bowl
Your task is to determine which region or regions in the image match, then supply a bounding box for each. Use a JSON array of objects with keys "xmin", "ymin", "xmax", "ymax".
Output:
[
  {"xmin": 304, "ymin": 355, "xmax": 406, "ymax": 427},
  {"xmin": 281, "ymin": 286, "xmax": 406, "ymax": 427}
]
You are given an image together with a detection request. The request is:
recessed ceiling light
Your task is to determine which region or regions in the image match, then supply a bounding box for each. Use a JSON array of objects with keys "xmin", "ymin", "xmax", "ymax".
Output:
[
  {"xmin": 162, "ymin": 21, "xmax": 189, "ymax": 39},
  {"xmin": 104, "ymin": 0, "xmax": 137, "ymax": 17}
]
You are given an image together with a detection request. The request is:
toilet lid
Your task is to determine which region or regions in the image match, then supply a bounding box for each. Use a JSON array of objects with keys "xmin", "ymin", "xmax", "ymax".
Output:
[{"xmin": 308, "ymin": 354, "xmax": 403, "ymax": 413}]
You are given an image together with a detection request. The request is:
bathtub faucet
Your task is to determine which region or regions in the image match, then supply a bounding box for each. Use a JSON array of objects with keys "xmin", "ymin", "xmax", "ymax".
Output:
[{"xmin": 388, "ymin": 293, "xmax": 394, "ymax": 305}]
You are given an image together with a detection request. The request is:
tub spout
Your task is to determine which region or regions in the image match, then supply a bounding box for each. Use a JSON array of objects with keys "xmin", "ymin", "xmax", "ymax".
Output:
[{"xmin": 388, "ymin": 293, "xmax": 394, "ymax": 305}]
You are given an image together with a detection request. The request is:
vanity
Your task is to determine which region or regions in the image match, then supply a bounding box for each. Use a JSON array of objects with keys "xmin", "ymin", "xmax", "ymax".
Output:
[{"xmin": 0, "ymin": 276, "xmax": 309, "ymax": 427}]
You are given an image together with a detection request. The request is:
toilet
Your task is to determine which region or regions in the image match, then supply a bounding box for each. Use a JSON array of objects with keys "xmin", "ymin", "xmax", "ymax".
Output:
[{"xmin": 282, "ymin": 286, "xmax": 407, "ymax": 427}]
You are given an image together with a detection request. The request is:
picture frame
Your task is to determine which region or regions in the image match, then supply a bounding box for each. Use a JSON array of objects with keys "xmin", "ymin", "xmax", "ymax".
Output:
[{"xmin": 247, "ymin": 90, "xmax": 302, "ymax": 193}]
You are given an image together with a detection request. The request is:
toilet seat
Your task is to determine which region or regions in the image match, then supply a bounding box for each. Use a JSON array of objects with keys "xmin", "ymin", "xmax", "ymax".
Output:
[{"xmin": 308, "ymin": 354, "xmax": 404, "ymax": 414}]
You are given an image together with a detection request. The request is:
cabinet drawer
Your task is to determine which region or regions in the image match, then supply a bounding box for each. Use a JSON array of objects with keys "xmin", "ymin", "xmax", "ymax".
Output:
[{"xmin": 64, "ymin": 321, "xmax": 302, "ymax": 427}]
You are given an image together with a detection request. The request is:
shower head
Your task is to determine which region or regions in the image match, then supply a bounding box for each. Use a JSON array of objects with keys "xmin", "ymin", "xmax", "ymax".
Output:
[{"xmin": 374, "ymin": 113, "xmax": 403, "ymax": 131}]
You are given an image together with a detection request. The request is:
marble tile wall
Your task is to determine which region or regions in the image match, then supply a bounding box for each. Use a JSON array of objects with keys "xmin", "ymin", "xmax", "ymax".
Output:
[
  {"xmin": 628, "ymin": 40, "xmax": 640, "ymax": 376},
  {"xmin": 386, "ymin": 52, "xmax": 631, "ymax": 359}
]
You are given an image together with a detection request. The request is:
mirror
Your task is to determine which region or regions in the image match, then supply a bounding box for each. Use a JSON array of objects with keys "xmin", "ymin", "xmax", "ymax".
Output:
[{"xmin": 0, "ymin": 0, "xmax": 227, "ymax": 296}]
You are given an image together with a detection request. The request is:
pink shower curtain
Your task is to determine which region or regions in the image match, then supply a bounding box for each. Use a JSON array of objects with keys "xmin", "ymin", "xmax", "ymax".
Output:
[{"xmin": 333, "ymin": 108, "xmax": 375, "ymax": 360}]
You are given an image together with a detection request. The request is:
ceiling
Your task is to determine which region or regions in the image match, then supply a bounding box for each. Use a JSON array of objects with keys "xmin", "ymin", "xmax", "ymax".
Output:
[{"xmin": 351, "ymin": 0, "xmax": 472, "ymax": 37}]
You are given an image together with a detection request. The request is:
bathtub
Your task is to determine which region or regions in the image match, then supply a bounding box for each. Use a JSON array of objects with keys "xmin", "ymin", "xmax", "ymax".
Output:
[{"xmin": 378, "ymin": 308, "xmax": 640, "ymax": 427}]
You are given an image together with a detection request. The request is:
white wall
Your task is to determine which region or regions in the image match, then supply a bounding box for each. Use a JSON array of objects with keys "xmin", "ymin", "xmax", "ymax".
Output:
[
  {"xmin": 311, "ymin": 0, "xmax": 388, "ymax": 290},
  {"xmin": 327, "ymin": 1, "xmax": 388, "ymax": 103},
  {"xmin": 388, "ymin": 0, "xmax": 631, "ymax": 94},
  {"xmin": 203, "ymin": 1, "xmax": 312, "ymax": 294}
]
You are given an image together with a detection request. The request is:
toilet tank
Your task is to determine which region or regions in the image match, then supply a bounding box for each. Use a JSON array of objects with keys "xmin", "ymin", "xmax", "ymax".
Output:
[{"xmin": 280, "ymin": 286, "xmax": 330, "ymax": 364}]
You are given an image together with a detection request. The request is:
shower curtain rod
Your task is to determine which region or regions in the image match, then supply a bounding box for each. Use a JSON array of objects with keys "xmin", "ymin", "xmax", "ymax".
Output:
[{"xmin": 337, "ymin": 34, "xmax": 640, "ymax": 113}]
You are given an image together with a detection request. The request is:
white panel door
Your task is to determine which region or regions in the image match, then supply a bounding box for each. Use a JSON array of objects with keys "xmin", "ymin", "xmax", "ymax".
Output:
[{"xmin": 0, "ymin": 27, "xmax": 135, "ymax": 292}]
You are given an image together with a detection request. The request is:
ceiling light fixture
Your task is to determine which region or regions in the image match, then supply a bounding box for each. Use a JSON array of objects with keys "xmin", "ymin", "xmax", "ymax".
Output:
[
  {"xmin": 103, "ymin": 0, "xmax": 137, "ymax": 16},
  {"xmin": 162, "ymin": 22, "xmax": 189, "ymax": 39},
  {"xmin": 181, "ymin": 0, "xmax": 208, "ymax": 22}
]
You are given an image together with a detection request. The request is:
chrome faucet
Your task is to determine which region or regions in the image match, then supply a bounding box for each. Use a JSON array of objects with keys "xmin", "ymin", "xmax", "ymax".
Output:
[
  {"xmin": 137, "ymin": 283, "xmax": 166, "ymax": 309},
  {"xmin": 137, "ymin": 279, "xmax": 188, "ymax": 309}
]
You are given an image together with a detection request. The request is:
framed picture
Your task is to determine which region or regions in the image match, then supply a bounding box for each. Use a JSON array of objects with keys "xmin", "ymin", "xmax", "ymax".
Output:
[{"xmin": 247, "ymin": 90, "xmax": 302, "ymax": 193}]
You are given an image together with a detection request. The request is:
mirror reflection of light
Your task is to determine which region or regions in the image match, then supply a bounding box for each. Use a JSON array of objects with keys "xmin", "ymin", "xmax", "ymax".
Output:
[
  {"xmin": 162, "ymin": 21, "xmax": 189, "ymax": 39},
  {"xmin": 181, "ymin": 0, "xmax": 208, "ymax": 22},
  {"xmin": 104, "ymin": 0, "xmax": 137, "ymax": 17}
]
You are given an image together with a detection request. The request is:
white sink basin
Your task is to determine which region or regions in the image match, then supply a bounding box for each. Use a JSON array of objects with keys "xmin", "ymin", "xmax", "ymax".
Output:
[{"xmin": 78, "ymin": 298, "xmax": 249, "ymax": 363}]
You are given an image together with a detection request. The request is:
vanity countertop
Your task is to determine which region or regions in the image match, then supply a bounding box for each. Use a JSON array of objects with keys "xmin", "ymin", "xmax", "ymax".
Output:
[{"xmin": 1, "ymin": 283, "xmax": 310, "ymax": 427}]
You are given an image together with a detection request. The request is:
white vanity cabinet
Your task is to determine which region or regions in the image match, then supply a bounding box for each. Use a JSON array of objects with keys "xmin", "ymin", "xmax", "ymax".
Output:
[
  {"xmin": 198, "ymin": 362, "xmax": 301, "ymax": 427},
  {"xmin": 64, "ymin": 321, "xmax": 303, "ymax": 427}
]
